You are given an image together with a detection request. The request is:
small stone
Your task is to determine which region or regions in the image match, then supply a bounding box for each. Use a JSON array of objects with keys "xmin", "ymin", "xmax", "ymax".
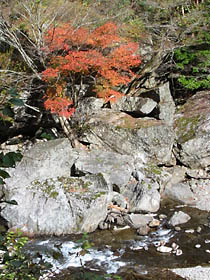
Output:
[
  {"xmin": 205, "ymin": 239, "xmax": 210, "ymax": 244},
  {"xmin": 137, "ymin": 225, "xmax": 150, "ymax": 236},
  {"xmin": 205, "ymin": 250, "xmax": 210, "ymax": 254},
  {"xmin": 195, "ymin": 244, "xmax": 201, "ymax": 248},
  {"xmin": 113, "ymin": 225, "xmax": 130, "ymax": 231},
  {"xmin": 149, "ymin": 219, "xmax": 161, "ymax": 227},
  {"xmin": 171, "ymin": 243, "xmax": 179, "ymax": 250},
  {"xmin": 204, "ymin": 223, "xmax": 210, "ymax": 227},
  {"xmin": 116, "ymin": 215, "xmax": 125, "ymax": 226},
  {"xmin": 175, "ymin": 226, "xmax": 181, "ymax": 231},
  {"xmin": 175, "ymin": 249, "xmax": 183, "ymax": 256},
  {"xmin": 98, "ymin": 221, "xmax": 108, "ymax": 230},
  {"xmin": 159, "ymin": 214, "xmax": 167, "ymax": 220},
  {"xmin": 196, "ymin": 226, "xmax": 202, "ymax": 233},
  {"xmin": 157, "ymin": 246, "xmax": 172, "ymax": 253},
  {"xmin": 133, "ymin": 246, "xmax": 143, "ymax": 250},
  {"xmin": 154, "ymin": 240, "xmax": 166, "ymax": 247},
  {"xmin": 185, "ymin": 229, "xmax": 195, "ymax": 233},
  {"xmin": 129, "ymin": 213, "xmax": 153, "ymax": 229}
]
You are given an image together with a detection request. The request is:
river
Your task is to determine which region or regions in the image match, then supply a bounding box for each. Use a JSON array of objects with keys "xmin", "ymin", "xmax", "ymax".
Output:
[{"xmin": 24, "ymin": 199, "xmax": 210, "ymax": 280}]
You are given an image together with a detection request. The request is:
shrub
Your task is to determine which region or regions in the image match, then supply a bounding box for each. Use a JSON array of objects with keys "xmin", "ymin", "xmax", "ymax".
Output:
[{"xmin": 0, "ymin": 230, "xmax": 46, "ymax": 280}]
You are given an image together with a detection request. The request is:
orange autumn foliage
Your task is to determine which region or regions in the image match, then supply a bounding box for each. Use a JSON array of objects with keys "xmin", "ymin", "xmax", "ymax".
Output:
[
  {"xmin": 42, "ymin": 22, "xmax": 141, "ymax": 117},
  {"xmin": 44, "ymin": 97, "xmax": 75, "ymax": 118}
]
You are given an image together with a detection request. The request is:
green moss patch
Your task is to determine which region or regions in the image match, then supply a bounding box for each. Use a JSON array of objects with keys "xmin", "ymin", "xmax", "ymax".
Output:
[
  {"xmin": 29, "ymin": 176, "xmax": 93, "ymax": 199},
  {"xmin": 175, "ymin": 114, "xmax": 201, "ymax": 144},
  {"xmin": 31, "ymin": 179, "xmax": 59, "ymax": 199},
  {"xmin": 144, "ymin": 164, "xmax": 162, "ymax": 176}
]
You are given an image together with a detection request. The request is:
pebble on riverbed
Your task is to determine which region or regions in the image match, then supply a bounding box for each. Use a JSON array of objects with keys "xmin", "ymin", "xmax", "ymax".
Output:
[
  {"xmin": 185, "ymin": 229, "xmax": 195, "ymax": 233},
  {"xmin": 136, "ymin": 225, "xmax": 151, "ymax": 236},
  {"xmin": 175, "ymin": 249, "xmax": 183, "ymax": 256},
  {"xmin": 159, "ymin": 214, "xmax": 167, "ymax": 220},
  {"xmin": 196, "ymin": 226, "xmax": 202, "ymax": 233},
  {"xmin": 156, "ymin": 242, "xmax": 183, "ymax": 256},
  {"xmin": 149, "ymin": 219, "xmax": 160, "ymax": 227},
  {"xmin": 175, "ymin": 226, "xmax": 181, "ymax": 231},
  {"xmin": 171, "ymin": 242, "xmax": 179, "ymax": 250},
  {"xmin": 157, "ymin": 245, "xmax": 173, "ymax": 253},
  {"xmin": 169, "ymin": 211, "xmax": 191, "ymax": 227}
]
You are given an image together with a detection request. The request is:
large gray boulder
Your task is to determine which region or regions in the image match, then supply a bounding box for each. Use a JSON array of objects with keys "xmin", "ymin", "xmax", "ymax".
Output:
[
  {"xmin": 2, "ymin": 174, "xmax": 110, "ymax": 236},
  {"xmin": 163, "ymin": 165, "xmax": 210, "ymax": 211},
  {"xmin": 1, "ymin": 139, "xmax": 111, "ymax": 235},
  {"xmin": 69, "ymin": 149, "xmax": 161, "ymax": 213},
  {"xmin": 122, "ymin": 178, "xmax": 160, "ymax": 212},
  {"xmin": 110, "ymin": 82, "xmax": 175, "ymax": 125},
  {"xmin": 78, "ymin": 109, "xmax": 175, "ymax": 165},
  {"xmin": 173, "ymin": 90, "xmax": 210, "ymax": 169},
  {"xmin": 0, "ymin": 137, "xmax": 163, "ymax": 235},
  {"xmin": 164, "ymin": 177, "xmax": 210, "ymax": 211}
]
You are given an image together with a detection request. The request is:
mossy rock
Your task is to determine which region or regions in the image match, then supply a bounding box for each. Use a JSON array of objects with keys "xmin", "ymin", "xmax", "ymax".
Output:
[
  {"xmin": 144, "ymin": 164, "xmax": 162, "ymax": 176},
  {"xmin": 29, "ymin": 176, "xmax": 93, "ymax": 200},
  {"xmin": 173, "ymin": 90, "xmax": 210, "ymax": 168},
  {"xmin": 175, "ymin": 91, "xmax": 210, "ymax": 144},
  {"xmin": 175, "ymin": 114, "xmax": 201, "ymax": 144}
]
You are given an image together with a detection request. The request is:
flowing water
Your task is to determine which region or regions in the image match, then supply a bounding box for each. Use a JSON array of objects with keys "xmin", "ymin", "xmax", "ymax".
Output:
[{"xmin": 24, "ymin": 200, "xmax": 210, "ymax": 280}]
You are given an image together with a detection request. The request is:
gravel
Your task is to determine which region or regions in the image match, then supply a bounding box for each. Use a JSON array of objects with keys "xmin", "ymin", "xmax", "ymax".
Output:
[{"xmin": 171, "ymin": 266, "xmax": 210, "ymax": 280}]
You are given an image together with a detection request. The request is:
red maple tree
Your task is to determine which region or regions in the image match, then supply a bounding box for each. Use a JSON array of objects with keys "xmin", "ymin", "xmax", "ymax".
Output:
[{"xmin": 42, "ymin": 22, "xmax": 141, "ymax": 117}]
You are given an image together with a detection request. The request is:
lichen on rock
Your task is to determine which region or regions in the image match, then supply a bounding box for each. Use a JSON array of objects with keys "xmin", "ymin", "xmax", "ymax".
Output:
[{"xmin": 174, "ymin": 90, "xmax": 210, "ymax": 168}]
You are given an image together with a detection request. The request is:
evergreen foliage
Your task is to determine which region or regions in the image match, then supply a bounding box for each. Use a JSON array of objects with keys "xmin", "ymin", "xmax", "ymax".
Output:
[{"xmin": 174, "ymin": 46, "xmax": 210, "ymax": 90}]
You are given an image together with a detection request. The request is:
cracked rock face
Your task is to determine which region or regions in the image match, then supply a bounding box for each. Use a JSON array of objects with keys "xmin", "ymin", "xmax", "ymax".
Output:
[
  {"xmin": 2, "ymin": 172, "xmax": 110, "ymax": 236},
  {"xmin": 174, "ymin": 90, "xmax": 210, "ymax": 169},
  {"xmin": 0, "ymin": 137, "xmax": 163, "ymax": 235},
  {"xmin": 0, "ymin": 139, "xmax": 110, "ymax": 235},
  {"xmin": 1, "ymin": 87, "xmax": 209, "ymax": 236},
  {"xmin": 121, "ymin": 179, "xmax": 160, "ymax": 213},
  {"xmin": 78, "ymin": 109, "xmax": 175, "ymax": 165}
]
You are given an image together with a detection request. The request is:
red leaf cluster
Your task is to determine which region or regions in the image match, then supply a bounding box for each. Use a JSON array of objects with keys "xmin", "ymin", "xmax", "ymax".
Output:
[
  {"xmin": 44, "ymin": 22, "xmax": 120, "ymax": 52},
  {"xmin": 44, "ymin": 97, "xmax": 75, "ymax": 118},
  {"xmin": 42, "ymin": 22, "xmax": 141, "ymax": 117}
]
